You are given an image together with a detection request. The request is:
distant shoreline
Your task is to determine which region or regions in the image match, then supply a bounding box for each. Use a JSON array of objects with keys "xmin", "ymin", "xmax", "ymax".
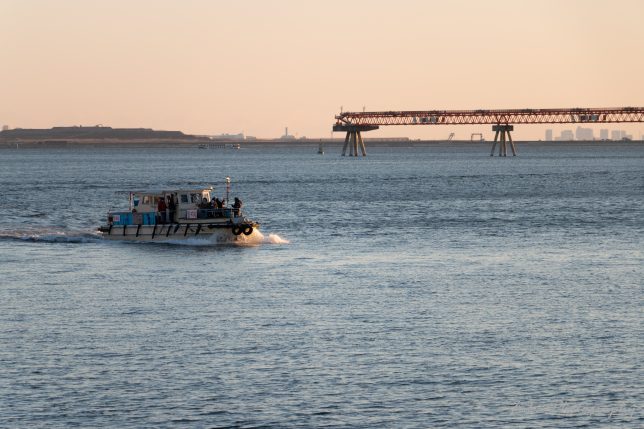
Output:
[
  {"xmin": 3, "ymin": 125, "xmax": 641, "ymax": 148},
  {"xmin": 2, "ymin": 138, "xmax": 643, "ymax": 149}
]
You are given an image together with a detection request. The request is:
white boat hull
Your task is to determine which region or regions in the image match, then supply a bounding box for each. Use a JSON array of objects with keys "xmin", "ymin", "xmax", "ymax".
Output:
[{"xmin": 99, "ymin": 223, "xmax": 260, "ymax": 244}]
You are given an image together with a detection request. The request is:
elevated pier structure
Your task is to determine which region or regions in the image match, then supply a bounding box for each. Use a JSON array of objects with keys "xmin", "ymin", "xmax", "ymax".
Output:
[{"xmin": 333, "ymin": 107, "xmax": 644, "ymax": 156}]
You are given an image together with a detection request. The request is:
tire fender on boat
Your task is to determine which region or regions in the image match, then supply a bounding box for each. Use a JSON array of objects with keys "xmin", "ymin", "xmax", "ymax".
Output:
[
  {"xmin": 242, "ymin": 225, "xmax": 253, "ymax": 236},
  {"xmin": 232, "ymin": 226, "xmax": 242, "ymax": 236}
]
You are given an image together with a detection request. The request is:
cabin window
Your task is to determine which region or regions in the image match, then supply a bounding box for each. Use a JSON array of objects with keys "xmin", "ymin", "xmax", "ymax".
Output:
[
  {"xmin": 191, "ymin": 193, "xmax": 201, "ymax": 204},
  {"xmin": 180, "ymin": 194, "xmax": 189, "ymax": 204}
]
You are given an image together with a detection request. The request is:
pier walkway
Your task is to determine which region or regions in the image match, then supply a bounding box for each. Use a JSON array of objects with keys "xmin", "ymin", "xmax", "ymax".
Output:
[{"xmin": 333, "ymin": 107, "xmax": 644, "ymax": 156}]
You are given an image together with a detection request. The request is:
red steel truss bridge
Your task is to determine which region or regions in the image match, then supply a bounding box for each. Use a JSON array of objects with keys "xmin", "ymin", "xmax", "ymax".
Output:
[{"xmin": 332, "ymin": 106, "xmax": 644, "ymax": 157}]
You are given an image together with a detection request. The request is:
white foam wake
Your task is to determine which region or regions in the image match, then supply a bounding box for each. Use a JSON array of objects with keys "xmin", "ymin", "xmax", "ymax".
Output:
[
  {"xmin": 161, "ymin": 230, "xmax": 289, "ymax": 247},
  {"xmin": 264, "ymin": 233, "xmax": 290, "ymax": 244},
  {"xmin": 0, "ymin": 229, "xmax": 101, "ymax": 244}
]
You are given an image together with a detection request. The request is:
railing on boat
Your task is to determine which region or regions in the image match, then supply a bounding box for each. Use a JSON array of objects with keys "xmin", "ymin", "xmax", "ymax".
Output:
[
  {"xmin": 196, "ymin": 208, "xmax": 240, "ymax": 219},
  {"xmin": 108, "ymin": 208, "xmax": 243, "ymax": 226}
]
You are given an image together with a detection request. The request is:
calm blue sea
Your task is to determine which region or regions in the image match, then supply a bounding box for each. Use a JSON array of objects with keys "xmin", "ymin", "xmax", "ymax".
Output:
[{"xmin": 0, "ymin": 142, "xmax": 642, "ymax": 428}]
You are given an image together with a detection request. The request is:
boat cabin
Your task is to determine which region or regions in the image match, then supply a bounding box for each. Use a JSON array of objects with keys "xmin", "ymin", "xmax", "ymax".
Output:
[
  {"xmin": 130, "ymin": 188, "xmax": 213, "ymax": 220},
  {"xmin": 109, "ymin": 187, "xmax": 237, "ymax": 226}
]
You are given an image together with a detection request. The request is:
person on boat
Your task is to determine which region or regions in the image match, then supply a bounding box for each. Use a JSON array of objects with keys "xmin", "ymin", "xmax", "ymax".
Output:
[
  {"xmin": 233, "ymin": 197, "xmax": 242, "ymax": 216},
  {"xmin": 211, "ymin": 197, "xmax": 223, "ymax": 217},
  {"xmin": 199, "ymin": 197, "xmax": 210, "ymax": 209},
  {"xmin": 167, "ymin": 195, "xmax": 176, "ymax": 223},
  {"xmin": 157, "ymin": 196, "xmax": 167, "ymax": 224}
]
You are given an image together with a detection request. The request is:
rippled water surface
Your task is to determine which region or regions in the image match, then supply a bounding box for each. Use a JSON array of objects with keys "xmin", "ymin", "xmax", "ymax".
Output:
[{"xmin": 1, "ymin": 142, "xmax": 642, "ymax": 428}]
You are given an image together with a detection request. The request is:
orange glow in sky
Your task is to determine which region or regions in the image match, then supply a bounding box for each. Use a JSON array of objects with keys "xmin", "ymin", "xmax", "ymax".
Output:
[{"xmin": 1, "ymin": 0, "xmax": 643, "ymax": 140}]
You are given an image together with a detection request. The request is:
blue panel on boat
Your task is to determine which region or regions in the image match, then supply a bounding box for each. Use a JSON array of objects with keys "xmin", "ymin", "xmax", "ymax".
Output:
[
  {"xmin": 111, "ymin": 212, "xmax": 133, "ymax": 225},
  {"xmin": 143, "ymin": 212, "xmax": 156, "ymax": 225}
]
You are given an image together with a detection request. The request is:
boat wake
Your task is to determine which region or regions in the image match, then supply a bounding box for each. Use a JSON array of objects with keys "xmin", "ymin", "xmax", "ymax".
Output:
[
  {"xmin": 261, "ymin": 232, "xmax": 290, "ymax": 244},
  {"xmin": 0, "ymin": 228, "xmax": 101, "ymax": 244},
  {"xmin": 164, "ymin": 230, "xmax": 290, "ymax": 247},
  {"xmin": 0, "ymin": 228, "xmax": 289, "ymax": 247}
]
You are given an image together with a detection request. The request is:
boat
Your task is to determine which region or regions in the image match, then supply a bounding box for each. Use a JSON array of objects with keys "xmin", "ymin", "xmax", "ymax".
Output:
[
  {"xmin": 197, "ymin": 143, "xmax": 241, "ymax": 149},
  {"xmin": 97, "ymin": 182, "xmax": 260, "ymax": 243}
]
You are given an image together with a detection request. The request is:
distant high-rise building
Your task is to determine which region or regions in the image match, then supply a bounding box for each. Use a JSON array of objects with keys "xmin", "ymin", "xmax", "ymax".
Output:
[
  {"xmin": 600, "ymin": 129, "xmax": 609, "ymax": 140},
  {"xmin": 545, "ymin": 129, "xmax": 553, "ymax": 141},
  {"xmin": 1, "ymin": 125, "xmax": 8, "ymax": 131},
  {"xmin": 558, "ymin": 130, "xmax": 574, "ymax": 141},
  {"xmin": 575, "ymin": 126, "xmax": 594, "ymax": 141},
  {"xmin": 611, "ymin": 130, "xmax": 626, "ymax": 140}
]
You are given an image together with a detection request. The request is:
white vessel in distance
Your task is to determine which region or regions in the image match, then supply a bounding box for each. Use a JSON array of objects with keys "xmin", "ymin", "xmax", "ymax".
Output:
[{"xmin": 98, "ymin": 180, "xmax": 259, "ymax": 243}]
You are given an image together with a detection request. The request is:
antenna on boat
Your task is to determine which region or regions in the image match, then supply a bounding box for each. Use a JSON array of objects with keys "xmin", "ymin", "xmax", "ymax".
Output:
[{"xmin": 225, "ymin": 177, "xmax": 230, "ymax": 205}]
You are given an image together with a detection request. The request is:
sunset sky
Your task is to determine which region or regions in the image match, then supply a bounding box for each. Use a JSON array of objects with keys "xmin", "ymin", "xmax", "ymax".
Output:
[{"xmin": 2, "ymin": 0, "xmax": 643, "ymax": 140}]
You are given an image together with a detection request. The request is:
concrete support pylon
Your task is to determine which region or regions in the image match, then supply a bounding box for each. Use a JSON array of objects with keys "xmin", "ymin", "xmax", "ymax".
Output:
[
  {"xmin": 357, "ymin": 131, "xmax": 367, "ymax": 156},
  {"xmin": 341, "ymin": 132, "xmax": 350, "ymax": 156},
  {"xmin": 341, "ymin": 130, "xmax": 367, "ymax": 157},
  {"xmin": 334, "ymin": 123, "xmax": 378, "ymax": 157},
  {"xmin": 491, "ymin": 124, "xmax": 517, "ymax": 157}
]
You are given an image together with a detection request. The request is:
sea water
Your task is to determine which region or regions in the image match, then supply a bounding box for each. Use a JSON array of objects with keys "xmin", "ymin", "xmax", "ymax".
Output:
[{"xmin": 0, "ymin": 142, "xmax": 642, "ymax": 428}]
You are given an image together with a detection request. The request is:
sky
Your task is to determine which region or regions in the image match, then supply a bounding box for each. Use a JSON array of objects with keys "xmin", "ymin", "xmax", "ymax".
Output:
[{"xmin": 1, "ymin": 0, "xmax": 643, "ymax": 140}]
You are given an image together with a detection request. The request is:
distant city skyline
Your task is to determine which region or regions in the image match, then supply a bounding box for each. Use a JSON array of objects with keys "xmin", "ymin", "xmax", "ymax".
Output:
[
  {"xmin": 1, "ymin": 0, "xmax": 643, "ymax": 140},
  {"xmin": 545, "ymin": 126, "xmax": 638, "ymax": 141}
]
